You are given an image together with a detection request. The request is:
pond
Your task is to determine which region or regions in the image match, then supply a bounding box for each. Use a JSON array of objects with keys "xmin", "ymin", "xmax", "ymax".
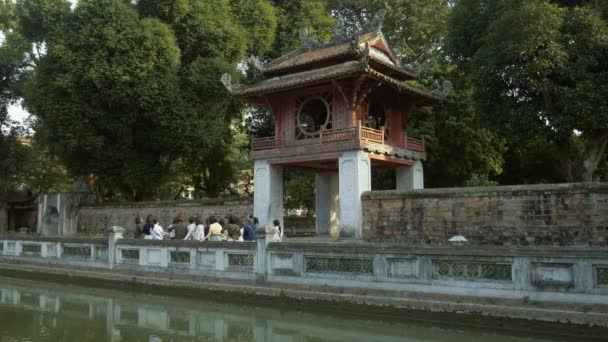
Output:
[{"xmin": 0, "ymin": 276, "xmax": 597, "ymax": 342}]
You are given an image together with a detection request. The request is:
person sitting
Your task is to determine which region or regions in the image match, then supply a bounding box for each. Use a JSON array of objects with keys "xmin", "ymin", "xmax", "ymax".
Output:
[
  {"xmin": 243, "ymin": 216, "xmax": 258, "ymax": 241},
  {"xmin": 151, "ymin": 218, "xmax": 164, "ymax": 240},
  {"xmin": 203, "ymin": 216, "xmax": 223, "ymax": 241},
  {"xmin": 142, "ymin": 215, "xmax": 154, "ymax": 240},
  {"xmin": 225, "ymin": 215, "xmax": 242, "ymax": 241},
  {"xmin": 171, "ymin": 216, "xmax": 188, "ymax": 240},
  {"xmin": 184, "ymin": 216, "xmax": 205, "ymax": 241}
]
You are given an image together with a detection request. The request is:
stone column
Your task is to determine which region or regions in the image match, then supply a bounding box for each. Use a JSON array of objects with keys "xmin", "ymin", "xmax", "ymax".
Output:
[
  {"xmin": 254, "ymin": 226, "xmax": 267, "ymax": 280},
  {"xmin": 315, "ymin": 173, "xmax": 330, "ymax": 235},
  {"xmin": 338, "ymin": 151, "xmax": 371, "ymax": 238},
  {"xmin": 316, "ymin": 172, "xmax": 340, "ymax": 236},
  {"xmin": 253, "ymin": 160, "xmax": 284, "ymax": 227},
  {"xmin": 396, "ymin": 160, "xmax": 424, "ymax": 190}
]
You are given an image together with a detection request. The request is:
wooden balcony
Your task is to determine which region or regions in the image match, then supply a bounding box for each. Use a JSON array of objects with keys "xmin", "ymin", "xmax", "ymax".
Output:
[{"xmin": 250, "ymin": 121, "xmax": 425, "ymax": 162}]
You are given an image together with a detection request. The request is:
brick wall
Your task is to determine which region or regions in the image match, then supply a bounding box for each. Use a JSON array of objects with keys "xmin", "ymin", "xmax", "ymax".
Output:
[
  {"xmin": 78, "ymin": 199, "xmax": 253, "ymax": 233},
  {"xmin": 362, "ymin": 183, "xmax": 608, "ymax": 246}
]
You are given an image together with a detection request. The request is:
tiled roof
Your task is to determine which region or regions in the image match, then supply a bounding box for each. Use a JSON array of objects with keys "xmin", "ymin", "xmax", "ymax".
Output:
[
  {"xmin": 263, "ymin": 42, "xmax": 355, "ymax": 76},
  {"xmin": 232, "ymin": 61, "xmax": 441, "ymax": 103},
  {"xmin": 233, "ymin": 61, "xmax": 364, "ymax": 97}
]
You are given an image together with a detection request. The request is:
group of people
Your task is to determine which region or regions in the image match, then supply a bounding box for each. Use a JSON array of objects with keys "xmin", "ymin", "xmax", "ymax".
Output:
[{"xmin": 135, "ymin": 214, "xmax": 283, "ymax": 242}]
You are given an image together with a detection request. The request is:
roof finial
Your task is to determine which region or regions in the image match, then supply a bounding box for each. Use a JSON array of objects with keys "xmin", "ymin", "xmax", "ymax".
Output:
[
  {"xmin": 220, "ymin": 73, "xmax": 233, "ymax": 92},
  {"xmin": 331, "ymin": 17, "xmax": 350, "ymax": 43},
  {"xmin": 246, "ymin": 55, "xmax": 265, "ymax": 72},
  {"xmin": 299, "ymin": 28, "xmax": 320, "ymax": 51},
  {"xmin": 363, "ymin": 9, "xmax": 387, "ymax": 33},
  {"xmin": 431, "ymin": 80, "xmax": 453, "ymax": 98}
]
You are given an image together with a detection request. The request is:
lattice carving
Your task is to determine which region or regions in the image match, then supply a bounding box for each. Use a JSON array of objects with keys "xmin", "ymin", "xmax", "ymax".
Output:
[
  {"xmin": 228, "ymin": 254, "xmax": 254, "ymax": 268},
  {"xmin": 120, "ymin": 249, "xmax": 139, "ymax": 263},
  {"xmin": 62, "ymin": 246, "xmax": 91, "ymax": 260},
  {"xmin": 433, "ymin": 261, "xmax": 511, "ymax": 281},
  {"xmin": 305, "ymin": 257, "xmax": 373, "ymax": 274},
  {"xmin": 170, "ymin": 251, "xmax": 191, "ymax": 264},
  {"xmin": 21, "ymin": 244, "xmax": 41, "ymax": 256},
  {"xmin": 597, "ymin": 267, "xmax": 608, "ymax": 286}
]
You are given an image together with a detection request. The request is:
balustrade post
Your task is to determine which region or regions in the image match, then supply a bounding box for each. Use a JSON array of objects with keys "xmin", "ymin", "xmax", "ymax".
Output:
[
  {"xmin": 107, "ymin": 226, "xmax": 125, "ymax": 269},
  {"xmin": 254, "ymin": 226, "xmax": 267, "ymax": 281},
  {"xmin": 380, "ymin": 126, "xmax": 385, "ymax": 144}
]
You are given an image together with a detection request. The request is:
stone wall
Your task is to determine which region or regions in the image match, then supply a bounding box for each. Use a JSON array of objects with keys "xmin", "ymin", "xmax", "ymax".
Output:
[
  {"xmin": 77, "ymin": 198, "xmax": 253, "ymax": 233},
  {"xmin": 362, "ymin": 183, "xmax": 608, "ymax": 246}
]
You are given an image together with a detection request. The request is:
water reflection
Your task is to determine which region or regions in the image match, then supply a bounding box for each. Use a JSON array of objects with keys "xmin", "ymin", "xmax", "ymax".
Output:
[{"xmin": 0, "ymin": 277, "xmax": 582, "ymax": 342}]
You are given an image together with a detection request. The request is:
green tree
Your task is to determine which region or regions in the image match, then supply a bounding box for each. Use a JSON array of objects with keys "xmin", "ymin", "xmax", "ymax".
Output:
[
  {"xmin": 137, "ymin": 0, "xmax": 277, "ymax": 198},
  {"xmin": 22, "ymin": 0, "xmax": 184, "ymax": 200},
  {"xmin": 0, "ymin": 1, "xmax": 32, "ymax": 198},
  {"xmin": 449, "ymin": 0, "xmax": 608, "ymax": 182},
  {"xmin": 269, "ymin": 0, "xmax": 334, "ymax": 57},
  {"xmin": 327, "ymin": 0, "xmax": 506, "ymax": 187}
]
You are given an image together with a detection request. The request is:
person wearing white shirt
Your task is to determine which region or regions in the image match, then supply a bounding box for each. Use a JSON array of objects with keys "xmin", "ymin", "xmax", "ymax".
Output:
[
  {"xmin": 184, "ymin": 216, "xmax": 205, "ymax": 241},
  {"xmin": 185, "ymin": 216, "xmax": 196, "ymax": 239},
  {"xmin": 151, "ymin": 219, "xmax": 164, "ymax": 240}
]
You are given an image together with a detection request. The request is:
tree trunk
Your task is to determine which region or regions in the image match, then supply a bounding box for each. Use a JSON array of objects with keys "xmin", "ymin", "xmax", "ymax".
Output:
[{"xmin": 582, "ymin": 130, "xmax": 608, "ymax": 182}]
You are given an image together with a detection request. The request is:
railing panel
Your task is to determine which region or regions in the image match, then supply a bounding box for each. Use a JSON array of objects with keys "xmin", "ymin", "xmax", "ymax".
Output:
[
  {"xmin": 304, "ymin": 256, "xmax": 373, "ymax": 275},
  {"xmin": 433, "ymin": 260, "xmax": 512, "ymax": 282},
  {"xmin": 21, "ymin": 243, "xmax": 42, "ymax": 257},
  {"xmin": 227, "ymin": 253, "xmax": 254, "ymax": 269},
  {"xmin": 320, "ymin": 127, "xmax": 356, "ymax": 143},
  {"xmin": 62, "ymin": 245, "xmax": 92, "ymax": 260},
  {"xmin": 405, "ymin": 136, "xmax": 425, "ymax": 152},
  {"xmin": 119, "ymin": 248, "xmax": 140, "ymax": 265},
  {"xmin": 251, "ymin": 136, "xmax": 282, "ymax": 151},
  {"xmin": 360, "ymin": 126, "xmax": 384, "ymax": 144}
]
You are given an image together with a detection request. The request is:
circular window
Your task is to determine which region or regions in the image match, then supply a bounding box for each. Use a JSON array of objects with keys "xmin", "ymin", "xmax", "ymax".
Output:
[{"xmin": 297, "ymin": 98, "xmax": 329, "ymax": 136}]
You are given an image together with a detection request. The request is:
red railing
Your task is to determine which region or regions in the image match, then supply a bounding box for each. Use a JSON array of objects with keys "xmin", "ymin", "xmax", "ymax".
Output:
[
  {"xmin": 250, "ymin": 124, "xmax": 425, "ymax": 153},
  {"xmin": 405, "ymin": 135, "xmax": 425, "ymax": 152},
  {"xmin": 358, "ymin": 122, "xmax": 384, "ymax": 145},
  {"xmin": 320, "ymin": 127, "xmax": 357, "ymax": 143},
  {"xmin": 251, "ymin": 136, "xmax": 282, "ymax": 151}
]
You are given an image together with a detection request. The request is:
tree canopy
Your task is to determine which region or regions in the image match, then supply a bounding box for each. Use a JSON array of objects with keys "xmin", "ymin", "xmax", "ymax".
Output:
[{"xmin": 0, "ymin": 0, "xmax": 606, "ymax": 204}]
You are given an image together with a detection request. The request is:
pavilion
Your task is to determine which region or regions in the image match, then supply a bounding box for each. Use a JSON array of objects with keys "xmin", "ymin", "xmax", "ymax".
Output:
[{"xmin": 223, "ymin": 11, "xmax": 449, "ymax": 238}]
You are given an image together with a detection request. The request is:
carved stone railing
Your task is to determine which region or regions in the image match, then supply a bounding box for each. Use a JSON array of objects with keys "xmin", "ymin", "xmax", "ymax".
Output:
[
  {"xmin": 0, "ymin": 237, "xmax": 108, "ymax": 265},
  {"xmin": 251, "ymin": 136, "xmax": 283, "ymax": 151},
  {"xmin": 1, "ymin": 236, "xmax": 607, "ymax": 321}
]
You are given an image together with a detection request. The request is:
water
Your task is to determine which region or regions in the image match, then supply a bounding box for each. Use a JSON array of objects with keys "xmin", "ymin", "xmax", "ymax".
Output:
[{"xmin": 0, "ymin": 276, "xmax": 598, "ymax": 342}]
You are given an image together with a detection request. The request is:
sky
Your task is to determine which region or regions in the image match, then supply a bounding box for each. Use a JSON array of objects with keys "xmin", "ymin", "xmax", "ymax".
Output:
[{"xmin": 8, "ymin": 102, "xmax": 30, "ymax": 125}]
